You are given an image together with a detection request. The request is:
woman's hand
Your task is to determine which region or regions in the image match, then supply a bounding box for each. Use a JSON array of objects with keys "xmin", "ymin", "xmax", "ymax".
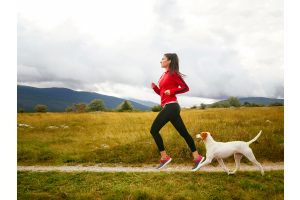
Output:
[
  {"xmin": 164, "ymin": 90, "xmax": 171, "ymax": 95},
  {"xmin": 151, "ymin": 83, "xmax": 156, "ymax": 89}
]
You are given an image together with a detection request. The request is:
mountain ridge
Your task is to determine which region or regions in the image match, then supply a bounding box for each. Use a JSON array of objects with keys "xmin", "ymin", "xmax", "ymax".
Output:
[{"xmin": 17, "ymin": 85, "xmax": 152, "ymax": 112}]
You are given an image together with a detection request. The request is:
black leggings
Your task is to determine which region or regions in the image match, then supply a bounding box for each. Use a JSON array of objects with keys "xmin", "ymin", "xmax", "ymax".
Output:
[{"xmin": 150, "ymin": 103, "xmax": 197, "ymax": 152}]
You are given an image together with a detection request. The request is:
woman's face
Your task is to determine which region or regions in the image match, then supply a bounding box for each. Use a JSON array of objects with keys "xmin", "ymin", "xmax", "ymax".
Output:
[{"xmin": 160, "ymin": 55, "xmax": 171, "ymax": 70}]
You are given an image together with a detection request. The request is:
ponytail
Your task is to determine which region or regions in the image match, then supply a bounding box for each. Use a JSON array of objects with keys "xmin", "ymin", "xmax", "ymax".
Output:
[{"xmin": 164, "ymin": 53, "xmax": 186, "ymax": 77}]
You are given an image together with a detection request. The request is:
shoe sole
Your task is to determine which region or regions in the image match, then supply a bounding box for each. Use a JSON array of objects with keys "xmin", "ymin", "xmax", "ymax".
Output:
[
  {"xmin": 156, "ymin": 158, "xmax": 172, "ymax": 170},
  {"xmin": 191, "ymin": 157, "xmax": 205, "ymax": 172}
]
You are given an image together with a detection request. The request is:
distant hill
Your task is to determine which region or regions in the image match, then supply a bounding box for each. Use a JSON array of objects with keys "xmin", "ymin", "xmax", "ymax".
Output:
[
  {"xmin": 17, "ymin": 85, "xmax": 151, "ymax": 112},
  {"xmin": 217, "ymin": 97, "xmax": 284, "ymax": 106},
  {"xmin": 127, "ymin": 98, "xmax": 159, "ymax": 107}
]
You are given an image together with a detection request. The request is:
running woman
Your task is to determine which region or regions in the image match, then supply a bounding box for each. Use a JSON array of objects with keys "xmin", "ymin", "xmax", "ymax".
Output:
[{"xmin": 150, "ymin": 53, "xmax": 205, "ymax": 171}]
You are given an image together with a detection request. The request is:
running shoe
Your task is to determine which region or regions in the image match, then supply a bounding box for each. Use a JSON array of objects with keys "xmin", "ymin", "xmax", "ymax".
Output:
[
  {"xmin": 156, "ymin": 156, "xmax": 172, "ymax": 169},
  {"xmin": 191, "ymin": 156, "xmax": 205, "ymax": 172}
]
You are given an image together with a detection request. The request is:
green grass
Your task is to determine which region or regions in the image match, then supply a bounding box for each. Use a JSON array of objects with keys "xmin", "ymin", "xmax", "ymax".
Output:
[
  {"xmin": 17, "ymin": 170, "xmax": 284, "ymax": 200},
  {"xmin": 17, "ymin": 107, "xmax": 284, "ymax": 166}
]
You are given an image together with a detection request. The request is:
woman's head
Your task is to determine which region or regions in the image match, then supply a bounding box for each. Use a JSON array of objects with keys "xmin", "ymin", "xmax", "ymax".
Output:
[{"xmin": 161, "ymin": 53, "xmax": 185, "ymax": 77}]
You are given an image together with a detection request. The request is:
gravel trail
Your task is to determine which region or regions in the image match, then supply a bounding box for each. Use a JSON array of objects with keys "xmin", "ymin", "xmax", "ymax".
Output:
[{"xmin": 17, "ymin": 162, "xmax": 283, "ymax": 172}]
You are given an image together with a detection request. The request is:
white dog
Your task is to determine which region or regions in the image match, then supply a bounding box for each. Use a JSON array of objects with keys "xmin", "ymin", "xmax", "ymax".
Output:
[{"xmin": 193, "ymin": 130, "xmax": 264, "ymax": 175}]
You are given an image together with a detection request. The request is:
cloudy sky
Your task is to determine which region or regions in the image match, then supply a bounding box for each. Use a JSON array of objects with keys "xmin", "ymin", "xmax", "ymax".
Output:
[{"xmin": 17, "ymin": 0, "xmax": 284, "ymax": 107}]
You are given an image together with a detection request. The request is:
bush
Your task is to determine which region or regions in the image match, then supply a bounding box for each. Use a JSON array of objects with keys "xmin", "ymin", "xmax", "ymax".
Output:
[
  {"xmin": 269, "ymin": 102, "xmax": 283, "ymax": 107},
  {"xmin": 116, "ymin": 100, "xmax": 134, "ymax": 112},
  {"xmin": 190, "ymin": 105, "xmax": 198, "ymax": 109},
  {"xmin": 73, "ymin": 103, "xmax": 88, "ymax": 113},
  {"xmin": 34, "ymin": 104, "xmax": 48, "ymax": 113},
  {"xmin": 65, "ymin": 106, "xmax": 73, "ymax": 112},
  {"xmin": 208, "ymin": 102, "xmax": 222, "ymax": 108},
  {"xmin": 200, "ymin": 103, "xmax": 206, "ymax": 109},
  {"xmin": 251, "ymin": 103, "xmax": 259, "ymax": 107},
  {"xmin": 88, "ymin": 99, "xmax": 106, "ymax": 111},
  {"xmin": 243, "ymin": 101, "xmax": 251, "ymax": 107},
  {"xmin": 151, "ymin": 105, "xmax": 163, "ymax": 112},
  {"xmin": 227, "ymin": 96, "xmax": 241, "ymax": 107},
  {"xmin": 19, "ymin": 108, "xmax": 25, "ymax": 113}
]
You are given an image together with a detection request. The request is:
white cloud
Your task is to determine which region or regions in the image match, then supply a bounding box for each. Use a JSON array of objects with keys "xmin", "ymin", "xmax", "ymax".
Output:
[{"xmin": 17, "ymin": 0, "xmax": 284, "ymax": 107}]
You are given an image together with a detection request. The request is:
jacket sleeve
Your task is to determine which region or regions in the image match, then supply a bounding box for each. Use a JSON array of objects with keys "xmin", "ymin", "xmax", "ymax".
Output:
[
  {"xmin": 169, "ymin": 72, "xmax": 189, "ymax": 96},
  {"xmin": 153, "ymin": 85, "xmax": 161, "ymax": 96}
]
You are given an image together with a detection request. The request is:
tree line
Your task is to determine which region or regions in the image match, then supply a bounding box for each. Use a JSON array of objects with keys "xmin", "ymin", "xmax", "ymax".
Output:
[
  {"xmin": 18, "ymin": 99, "xmax": 145, "ymax": 113},
  {"xmin": 18, "ymin": 96, "xmax": 283, "ymax": 113},
  {"xmin": 150, "ymin": 96, "xmax": 283, "ymax": 112}
]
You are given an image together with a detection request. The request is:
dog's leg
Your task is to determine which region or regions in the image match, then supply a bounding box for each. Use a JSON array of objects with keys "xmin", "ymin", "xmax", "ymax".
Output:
[
  {"xmin": 243, "ymin": 148, "xmax": 265, "ymax": 176},
  {"xmin": 217, "ymin": 159, "xmax": 230, "ymax": 175},
  {"xmin": 229, "ymin": 153, "xmax": 243, "ymax": 175}
]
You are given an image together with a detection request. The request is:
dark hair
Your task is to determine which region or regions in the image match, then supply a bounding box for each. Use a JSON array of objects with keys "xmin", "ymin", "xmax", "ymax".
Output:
[{"xmin": 164, "ymin": 53, "xmax": 186, "ymax": 77}]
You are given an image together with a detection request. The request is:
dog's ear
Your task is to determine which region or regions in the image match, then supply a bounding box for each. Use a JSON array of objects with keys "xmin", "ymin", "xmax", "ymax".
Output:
[
  {"xmin": 209, "ymin": 132, "xmax": 213, "ymax": 136},
  {"xmin": 200, "ymin": 132, "xmax": 208, "ymax": 141}
]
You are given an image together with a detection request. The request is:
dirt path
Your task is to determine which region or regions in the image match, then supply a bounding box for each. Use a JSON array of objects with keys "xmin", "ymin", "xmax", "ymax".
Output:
[{"xmin": 17, "ymin": 162, "xmax": 283, "ymax": 172}]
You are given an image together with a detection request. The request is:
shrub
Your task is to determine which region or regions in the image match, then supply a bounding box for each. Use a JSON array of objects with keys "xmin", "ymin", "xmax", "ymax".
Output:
[
  {"xmin": 73, "ymin": 103, "xmax": 88, "ymax": 113},
  {"xmin": 244, "ymin": 101, "xmax": 251, "ymax": 107},
  {"xmin": 190, "ymin": 105, "xmax": 198, "ymax": 109},
  {"xmin": 34, "ymin": 104, "xmax": 48, "ymax": 113},
  {"xmin": 269, "ymin": 102, "xmax": 283, "ymax": 107},
  {"xmin": 200, "ymin": 103, "xmax": 206, "ymax": 109},
  {"xmin": 116, "ymin": 100, "xmax": 134, "ymax": 112},
  {"xmin": 65, "ymin": 106, "xmax": 73, "ymax": 112},
  {"xmin": 88, "ymin": 99, "xmax": 106, "ymax": 111},
  {"xmin": 19, "ymin": 108, "xmax": 25, "ymax": 113},
  {"xmin": 151, "ymin": 105, "xmax": 163, "ymax": 112},
  {"xmin": 227, "ymin": 96, "xmax": 241, "ymax": 107}
]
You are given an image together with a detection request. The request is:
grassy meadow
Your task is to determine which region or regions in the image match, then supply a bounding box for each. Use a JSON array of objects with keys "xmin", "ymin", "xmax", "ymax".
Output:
[
  {"xmin": 17, "ymin": 106, "xmax": 284, "ymax": 166},
  {"xmin": 17, "ymin": 170, "xmax": 284, "ymax": 200}
]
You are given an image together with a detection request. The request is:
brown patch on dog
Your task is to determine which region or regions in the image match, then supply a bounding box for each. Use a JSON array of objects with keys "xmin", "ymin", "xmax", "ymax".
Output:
[
  {"xmin": 200, "ymin": 132, "xmax": 208, "ymax": 141},
  {"xmin": 197, "ymin": 132, "xmax": 213, "ymax": 142}
]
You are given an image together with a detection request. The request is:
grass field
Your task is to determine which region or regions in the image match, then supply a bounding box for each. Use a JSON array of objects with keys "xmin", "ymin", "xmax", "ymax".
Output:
[
  {"xmin": 17, "ymin": 170, "xmax": 284, "ymax": 200},
  {"xmin": 17, "ymin": 107, "xmax": 284, "ymax": 166}
]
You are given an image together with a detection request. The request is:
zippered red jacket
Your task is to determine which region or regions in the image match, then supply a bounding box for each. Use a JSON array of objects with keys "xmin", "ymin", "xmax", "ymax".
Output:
[{"xmin": 153, "ymin": 69, "xmax": 189, "ymax": 106}]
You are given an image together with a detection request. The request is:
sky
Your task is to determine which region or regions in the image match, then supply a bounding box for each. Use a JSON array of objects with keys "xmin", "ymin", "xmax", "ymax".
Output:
[{"xmin": 17, "ymin": 0, "xmax": 284, "ymax": 107}]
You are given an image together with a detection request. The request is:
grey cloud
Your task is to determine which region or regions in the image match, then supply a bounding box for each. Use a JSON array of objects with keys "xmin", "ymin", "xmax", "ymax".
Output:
[{"xmin": 17, "ymin": 0, "xmax": 284, "ymax": 100}]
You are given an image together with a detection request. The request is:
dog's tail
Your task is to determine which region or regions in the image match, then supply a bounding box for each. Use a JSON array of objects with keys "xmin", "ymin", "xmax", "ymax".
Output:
[{"xmin": 247, "ymin": 130, "xmax": 262, "ymax": 145}]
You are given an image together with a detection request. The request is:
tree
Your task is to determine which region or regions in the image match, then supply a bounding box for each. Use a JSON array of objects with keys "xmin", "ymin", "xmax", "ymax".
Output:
[
  {"xmin": 151, "ymin": 105, "xmax": 163, "ymax": 112},
  {"xmin": 88, "ymin": 99, "xmax": 106, "ymax": 111},
  {"xmin": 65, "ymin": 106, "xmax": 73, "ymax": 112},
  {"xmin": 208, "ymin": 102, "xmax": 222, "ymax": 108},
  {"xmin": 116, "ymin": 100, "xmax": 134, "ymax": 112},
  {"xmin": 269, "ymin": 102, "xmax": 283, "ymax": 107},
  {"xmin": 35, "ymin": 104, "xmax": 48, "ymax": 113},
  {"xmin": 200, "ymin": 103, "xmax": 206, "ymax": 109},
  {"xmin": 259, "ymin": 104, "xmax": 265, "ymax": 107},
  {"xmin": 243, "ymin": 101, "xmax": 251, "ymax": 107},
  {"xmin": 73, "ymin": 103, "xmax": 88, "ymax": 113},
  {"xmin": 220, "ymin": 101, "xmax": 231, "ymax": 108},
  {"xmin": 190, "ymin": 105, "xmax": 198, "ymax": 109},
  {"xmin": 227, "ymin": 96, "xmax": 241, "ymax": 107},
  {"xmin": 251, "ymin": 103, "xmax": 259, "ymax": 107},
  {"xmin": 19, "ymin": 108, "xmax": 25, "ymax": 113}
]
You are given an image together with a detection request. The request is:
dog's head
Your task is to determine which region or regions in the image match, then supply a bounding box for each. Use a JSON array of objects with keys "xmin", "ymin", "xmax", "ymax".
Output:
[{"xmin": 196, "ymin": 132, "xmax": 213, "ymax": 142}]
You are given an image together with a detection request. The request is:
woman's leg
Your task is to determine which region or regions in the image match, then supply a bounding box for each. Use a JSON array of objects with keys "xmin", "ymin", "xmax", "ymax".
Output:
[
  {"xmin": 170, "ymin": 113, "xmax": 199, "ymax": 156},
  {"xmin": 150, "ymin": 104, "xmax": 180, "ymax": 154}
]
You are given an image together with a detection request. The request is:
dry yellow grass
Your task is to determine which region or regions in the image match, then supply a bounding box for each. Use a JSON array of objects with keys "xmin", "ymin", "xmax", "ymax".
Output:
[{"xmin": 17, "ymin": 107, "xmax": 284, "ymax": 165}]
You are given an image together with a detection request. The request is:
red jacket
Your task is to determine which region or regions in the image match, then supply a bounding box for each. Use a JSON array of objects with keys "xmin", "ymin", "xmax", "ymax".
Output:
[{"xmin": 153, "ymin": 69, "xmax": 189, "ymax": 106}]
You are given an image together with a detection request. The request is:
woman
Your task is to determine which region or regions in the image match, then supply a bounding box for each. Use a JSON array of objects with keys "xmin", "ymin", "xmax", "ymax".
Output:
[{"xmin": 150, "ymin": 53, "xmax": 205, "ymax": 171}]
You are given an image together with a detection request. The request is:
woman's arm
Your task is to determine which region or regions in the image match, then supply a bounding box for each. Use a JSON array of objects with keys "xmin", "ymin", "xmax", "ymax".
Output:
[
  {"xmin": 151, "ymin": 83, "xmax": 160, "ymax": 95},
  {"xmin": 169, "ymin": 72, "xmax": 189, "ymax": 95}
]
